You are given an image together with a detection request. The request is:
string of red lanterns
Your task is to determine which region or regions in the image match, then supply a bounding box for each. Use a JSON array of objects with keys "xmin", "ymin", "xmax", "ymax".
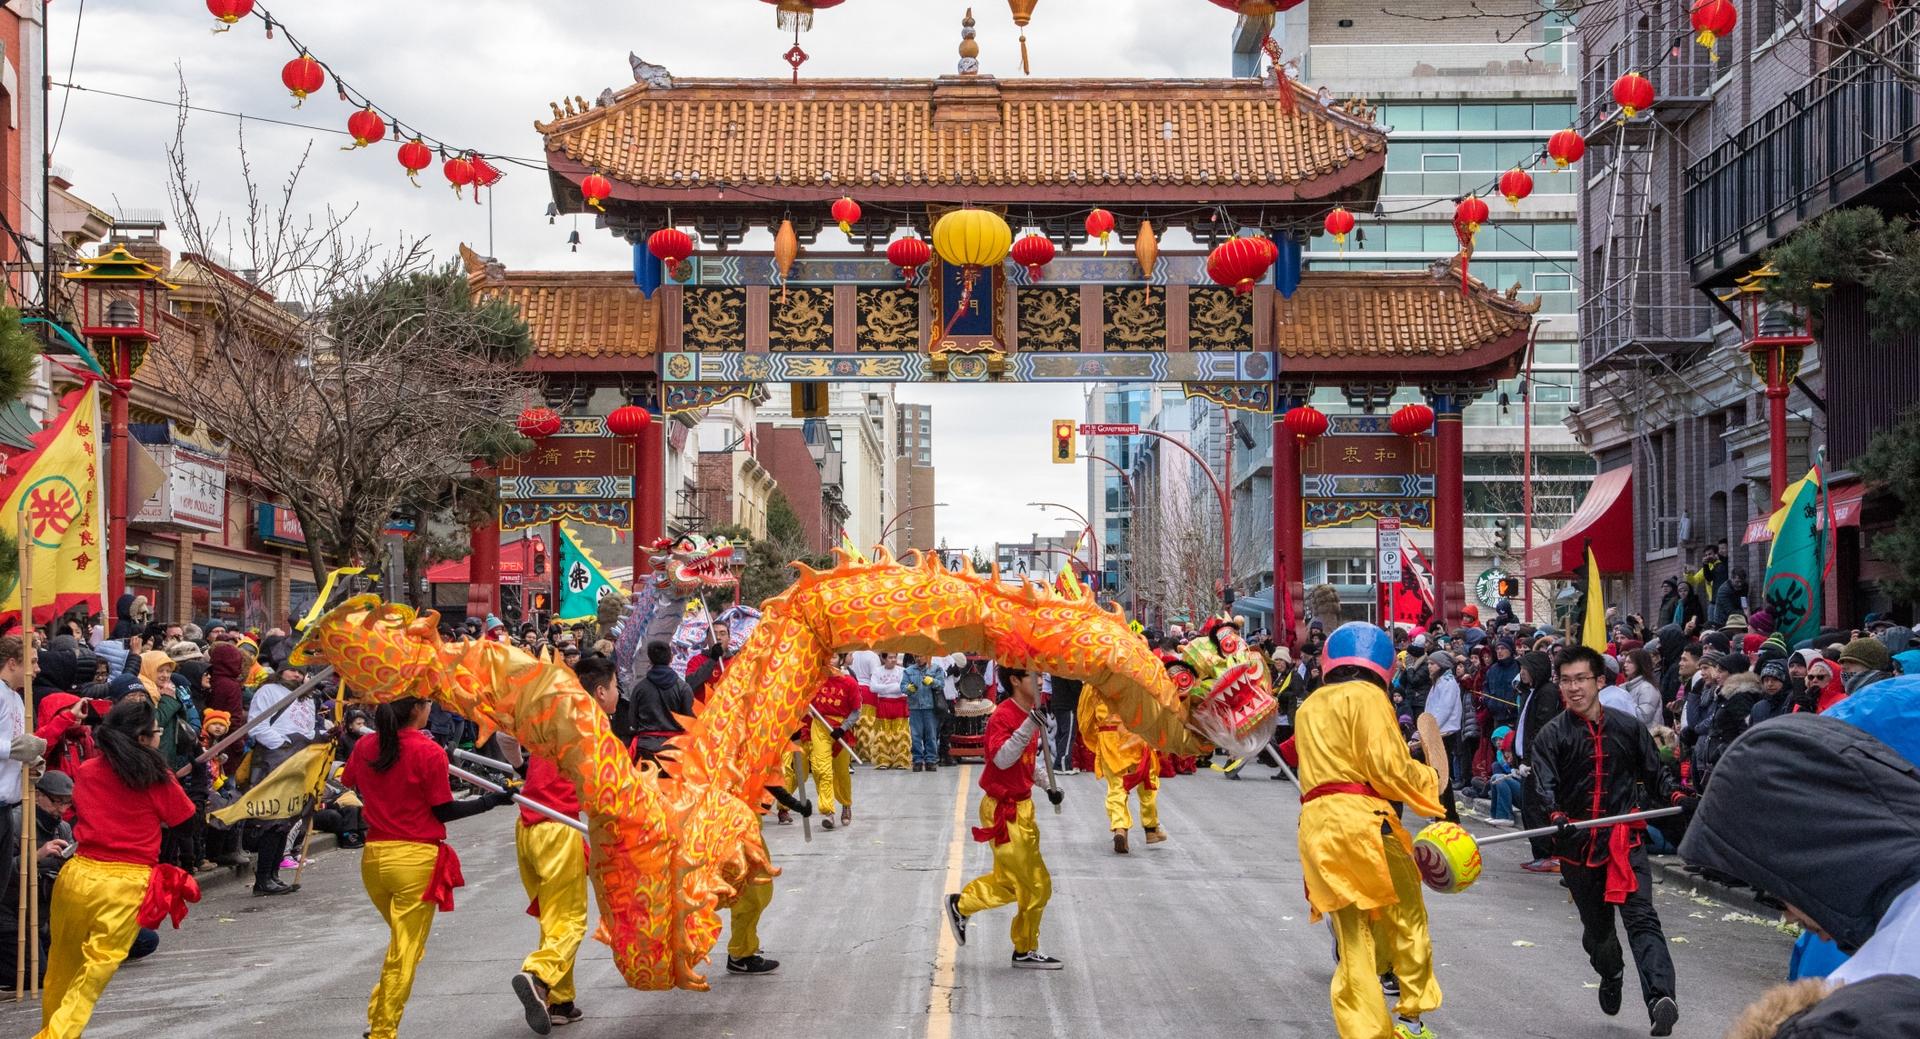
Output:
[
  {"xmin": 204, "ymin": 0, "xmax": 509, "ymax": 200},
  {"xmin": 1010, "ymin": 232, "xmax": 1056, "ymax": 281}
]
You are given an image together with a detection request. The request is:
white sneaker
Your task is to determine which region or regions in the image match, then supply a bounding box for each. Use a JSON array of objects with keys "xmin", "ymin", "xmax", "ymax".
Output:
[{"xmin": 1488, "ymin": 818, "xmax": 1516, "ymax": 828}]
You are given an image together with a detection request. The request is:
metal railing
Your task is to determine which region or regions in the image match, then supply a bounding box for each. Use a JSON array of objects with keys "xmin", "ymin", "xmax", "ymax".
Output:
[
  {"xmin": 1686, "ymin": 6, "xmax": 1920, "ymax": 272},
  {"xmin": 1308, "ymin": 41, "xmax": 1576, "ymax": 86},
  {"xmin": 1580, "ymin": 269, "xmax": 1716, "ymax": 369}
]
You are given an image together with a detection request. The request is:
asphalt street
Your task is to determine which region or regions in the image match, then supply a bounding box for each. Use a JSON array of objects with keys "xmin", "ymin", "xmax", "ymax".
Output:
[{"xmin": 3, "ymin": 764, "xmax": 1795, "ymax": 1039}]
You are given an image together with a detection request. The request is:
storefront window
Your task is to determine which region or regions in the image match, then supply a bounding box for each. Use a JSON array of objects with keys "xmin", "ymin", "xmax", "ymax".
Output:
[
  {"xmin": 289, "ymin": 579, "xmax": 318, "ymax": 628},
  {"xmin": 192, "ymin": 565, "xmax": 274, "ymax": 631}
]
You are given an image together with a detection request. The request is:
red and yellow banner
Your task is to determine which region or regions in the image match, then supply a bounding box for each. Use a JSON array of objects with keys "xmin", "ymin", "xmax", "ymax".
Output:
[{"xmin": 0, "ymin": 387, "xmax": 106, "ymax": 628}]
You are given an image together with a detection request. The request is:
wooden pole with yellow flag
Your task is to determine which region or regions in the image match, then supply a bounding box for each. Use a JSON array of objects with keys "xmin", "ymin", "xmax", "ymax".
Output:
[
  {"xmin": 1581, "ymin": 541, "xmax": 1607, "ymax": 650},
  {"xmin": 14, "ymin": 495, "xmax": 37, "ymax": 1000}
]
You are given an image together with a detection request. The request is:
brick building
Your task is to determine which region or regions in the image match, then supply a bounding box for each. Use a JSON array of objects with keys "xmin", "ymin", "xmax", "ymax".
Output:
[{"xmin": 1568, "ymin": 0, "xmax": 1914, "ymax": 621}]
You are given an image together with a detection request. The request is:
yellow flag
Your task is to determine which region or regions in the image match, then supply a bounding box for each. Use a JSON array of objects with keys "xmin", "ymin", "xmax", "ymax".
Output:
[
  {"xmin": 211, "ymin": 743, "xmax": 332, "ymax": 825},
  {"xmin": 839, "ymin": 533, "xmax": 868, "ymax": 564},
  {"xmin": 0, "ymin": 387, "xmax": 106, "ymax": 628},
  {"xmin": 1582, "ymin": 544, "xmax": 1607, "ymax": 650}
]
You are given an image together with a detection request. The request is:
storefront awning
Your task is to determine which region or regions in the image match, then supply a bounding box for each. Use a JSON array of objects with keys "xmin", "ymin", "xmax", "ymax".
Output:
[
  {"xmin": 125, "ymin": 560, "xmax": 169, "ymax": 581},
  {"xmin": 1234, "ymin": 590, "xmax": 1275, "ymax": 616},
  {"xmin": 1742, "ymin": 483, "xmax": 1867, "ymax": 544},
  {"xmin": 1524, "ymin": 467, "xmax": 1634, "ymax": 579},
  {"xmin": 424, "ymin": 537, "xmax": 540, "ymax": 584}
]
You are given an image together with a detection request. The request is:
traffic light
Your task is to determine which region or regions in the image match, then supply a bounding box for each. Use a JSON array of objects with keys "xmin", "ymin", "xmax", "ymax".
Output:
[
  {"xmin": 1051, "ymin": 419, "xmax": 1076, "ymax": 464},
  {"xmin": 531, "ymin": 535, "xmax": 547, "ymax": 576},
  {"xmin": 1493, "ymin": 517, "xmax": 1512, "ymax": 552},
  {"xmin": 1497, "ymin": 577, "xmax": 1521, "ymax": 599},
  {"xmin": 792, "ymin": 382, "xmax": 829, "ymax": 418}
]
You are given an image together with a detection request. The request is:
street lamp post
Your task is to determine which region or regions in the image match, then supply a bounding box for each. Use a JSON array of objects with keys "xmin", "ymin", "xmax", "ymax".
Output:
[
  {"xmin": 877, "ymin": 501, "xmax": 947, "ymax": 553},
  {"xmin": 1026, "ymin": 501, "xmax": 1098, "ymax": 585}
]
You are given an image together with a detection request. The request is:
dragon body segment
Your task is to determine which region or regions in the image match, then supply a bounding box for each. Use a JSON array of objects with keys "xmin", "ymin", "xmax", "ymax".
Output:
[{"xmin": 295, "ymin": 549, "xmax": 1194, "ymax": 993}]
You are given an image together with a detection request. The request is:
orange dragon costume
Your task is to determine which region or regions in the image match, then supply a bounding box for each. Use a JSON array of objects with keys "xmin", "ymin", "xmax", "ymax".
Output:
[{"xmin": 293, "ymin": 548, "xmax": 1205, "ymax": 993}]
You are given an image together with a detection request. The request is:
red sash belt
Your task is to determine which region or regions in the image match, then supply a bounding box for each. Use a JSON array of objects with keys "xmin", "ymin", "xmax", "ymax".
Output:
[
  {"xmin": 1300, "ymin": 781, "xmax": 1383, "ymax": 805},
  {"xmin": 1602, "ymin": 821, "xmax": 1646, "ymax": 905},
  {"xmin": 423, "ymin": 842, "xmax": 466, "ymax": 912},
  {"xmin": 970, "ymin": 795, "xmax": 1026, "ymax": 847},
  {"xmin": 1123, "ymin": 751, "xmax": 1157, "ymax": 794},
  {"xmin": 136, "ymin": 864, "xmax": 201, "ymax": 930}
]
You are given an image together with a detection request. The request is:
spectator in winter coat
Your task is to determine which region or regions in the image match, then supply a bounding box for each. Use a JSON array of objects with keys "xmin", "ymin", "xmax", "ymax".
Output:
[
  {"xmin": 1837, "ymin": 638, "xmax": 1895, "ymax": 696},
  {"xmin": 1483, "ymin": 639, "xmax": 1521, "ymax": 728},
  {"xmin": 1621, "ymin": 649, "xmax": 1663, "ymax": 729},
  {"xmin": 1695, "ymin": 672, "xmax": 1762, "ymax": 794},
  {"xmin": 1750, "ymin": 660, "xmax": 1798, "ymax": 724},
  {"xmin": 1512, "ymin": 650, "xmax": 1562, "ymax": 871}
]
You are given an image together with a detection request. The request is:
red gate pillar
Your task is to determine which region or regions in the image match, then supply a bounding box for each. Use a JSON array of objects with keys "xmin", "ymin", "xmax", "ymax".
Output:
[
  {"xmin": 1271, "ymin": 398, "xmax": 1306, "ymax": 645},
  {"xmin": 1432, "ymin": 397, "xmax": 1467, "ymax": 631},
  {"xmin": 466, "ymin": 515, "xmax": 501, "ymax": 622},
  {"xmin": 635, "ymin": 411, "xmax": 666, "ymax": 574}
]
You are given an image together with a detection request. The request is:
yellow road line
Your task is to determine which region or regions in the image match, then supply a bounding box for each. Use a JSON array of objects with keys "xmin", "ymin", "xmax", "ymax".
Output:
[{"xmin": 927, "ymin": 764, "xmax": 973, "ymax": 1039}]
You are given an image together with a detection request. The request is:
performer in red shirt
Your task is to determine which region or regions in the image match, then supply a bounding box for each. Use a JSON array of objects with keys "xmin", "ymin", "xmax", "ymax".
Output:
[
  {"xmin": 508, "ymin": 654, "xmax": 616, "ymax": 1035},
  {"xmin": 942, "ymin": 663, "xmax": 1065, "ymax": 969},
  {"xmin": 37, "ymin": 697, "xmax": 198, "ymax": 1039},
  {"xmin": 343, "ymin": 696, "xmax": 514, "ymax": 1039},
  {"xmin": 793, "ymin": 654, "xmax": 862, "ymax": 830}
]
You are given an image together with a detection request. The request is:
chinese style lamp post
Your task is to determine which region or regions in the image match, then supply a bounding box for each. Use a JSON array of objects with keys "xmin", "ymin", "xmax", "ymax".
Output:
[
  {"xmin": 1732, "ymin": 267, "xmax": 1814, "ymax": 508},
  {"xmin": 62, "ymin": 246, "xmax": 177, "ymax": 605}
]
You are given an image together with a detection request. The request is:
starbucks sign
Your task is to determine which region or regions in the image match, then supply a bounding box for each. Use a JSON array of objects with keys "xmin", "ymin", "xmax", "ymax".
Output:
[{"xmin": 1475, "ymin": 567, "xmax": 1509, "ymax": 608}]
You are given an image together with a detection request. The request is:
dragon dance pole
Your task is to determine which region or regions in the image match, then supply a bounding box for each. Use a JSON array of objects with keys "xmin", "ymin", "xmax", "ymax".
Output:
[
  {"xmin": 1477, "ymin": 806, "xmax": 1683, "ymax": 848},
  {"xmin": 447, "ymin": 759, "xmax": 588, "ymax": 835}
]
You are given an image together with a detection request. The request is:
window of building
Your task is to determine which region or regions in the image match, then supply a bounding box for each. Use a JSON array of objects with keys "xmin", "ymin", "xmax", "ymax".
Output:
[
  {"xmin": 1323, "ymin": 557, "xmax": 1376, "ymax": 586},
  {"xmin": 192, "ymin": 565, "xmax": 273, "ymax": 630},
  {"xmin": 289, "ymin": 580, "xmax": 318, "ymax": 625}
]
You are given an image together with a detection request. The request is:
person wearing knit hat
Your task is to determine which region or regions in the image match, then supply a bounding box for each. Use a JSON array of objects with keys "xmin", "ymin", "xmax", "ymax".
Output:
[
  {"xmin": 1747, "ymin": 610, "xmax": 1774, "ymax": 636},
  {"xmin": 1838, "ymin": 637, "xmax": 1894, "ymax": 694},
  {"xmin": 1758, "ymin": 633, "xmax": 1790, "ymax": 663},
  {"xmin": 1741, "ymin": 633, "xmax": 1766, "ymax": 658}
]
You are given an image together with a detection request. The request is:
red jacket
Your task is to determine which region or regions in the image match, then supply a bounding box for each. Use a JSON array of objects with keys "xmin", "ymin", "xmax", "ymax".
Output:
[{"xmin": 972, "ymin": 698, "xmax": 1040, "ymax": 845}]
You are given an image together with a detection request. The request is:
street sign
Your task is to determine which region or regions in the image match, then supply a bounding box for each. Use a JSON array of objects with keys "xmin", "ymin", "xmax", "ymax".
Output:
[
  {"xmin": 1078, "ymin": 423, "xmax": 1139, "ymax": 436},
  {"xmin": 1376, "ymin": 518, "xmax": 1402, "ymax": 580}
]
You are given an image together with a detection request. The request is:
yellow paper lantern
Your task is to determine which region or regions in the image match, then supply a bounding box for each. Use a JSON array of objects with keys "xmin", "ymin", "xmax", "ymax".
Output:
[{"xmin": 931, "ymin": 208, "xmax": 1012, "ymax": 271}]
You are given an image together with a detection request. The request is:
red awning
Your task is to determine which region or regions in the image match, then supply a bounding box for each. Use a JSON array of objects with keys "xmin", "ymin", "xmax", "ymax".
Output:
[
  {"xmin": 1742, "ymin": 483, "xmax": 1866, "ymax": 544},
  {"xmin": 1524, "ymin": 467, "xmax": 1633, "ymax": 579},
  {"xmin": 424, "ymin": 537, "xmax": 540, "ymax": 584}
]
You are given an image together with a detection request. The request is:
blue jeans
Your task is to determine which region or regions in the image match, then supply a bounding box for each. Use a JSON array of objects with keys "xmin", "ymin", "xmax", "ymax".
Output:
[
  {"xmin": 1490, "ymin": 774, "xmax": 1522, "ymax": 822},
  {"xmin": 910, "ymin": 708, "xmax": 941, "ymax": 765}
]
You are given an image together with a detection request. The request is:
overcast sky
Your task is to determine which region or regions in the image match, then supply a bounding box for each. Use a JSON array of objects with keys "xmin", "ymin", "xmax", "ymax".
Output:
[{"xmin": 53, "ymin": 0, "xmax": 1247, "ymax": 551}]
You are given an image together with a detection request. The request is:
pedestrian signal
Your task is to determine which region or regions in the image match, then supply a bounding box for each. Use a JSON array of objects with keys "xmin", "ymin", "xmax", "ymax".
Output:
[
  {"xmin": 1051, "ymin": 419, "xmax": 1076, "ymax": 464},
  {"xmin": 1497, "ymin": 577, "xmax": 1521, "ymax": 598}
]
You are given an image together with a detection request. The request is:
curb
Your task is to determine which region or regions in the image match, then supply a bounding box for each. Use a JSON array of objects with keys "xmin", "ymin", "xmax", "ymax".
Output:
[{"xmin": 189, "ymin": 835, "xmax": 346, "ymax": 898}]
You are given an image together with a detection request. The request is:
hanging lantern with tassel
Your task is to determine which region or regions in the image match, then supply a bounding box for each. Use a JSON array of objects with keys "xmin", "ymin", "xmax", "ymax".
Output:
[
  {"xmin": 1323, "ymin": 206, "xmax": 1356, "ymax": 256},
  {"xmin": 1207, "ymin": 235, "xmax": 1277, "ymax": 295},
  {"xmin": 579, "ymin": 173, "xmax": 613, "ymax": 212},
  {"xmin": 649, "ymin": 228, "xmax": 696, "ymax": 281},
  {"xmin": 1691, "ymin": 0, "xmax": 1738, "ymax": 63},
  {"xmin": 774, "ymin": 219, "xmax": 800, "ymax": 300},
  {"xmin": 1085, "ymin": 208, "xmax": 1115, "ymax": 254},
  {"xmin": 1612, "ymin": 71, "xmax": 1655, "ymax": 120},
  {"xmin": 206, "ymin": 0, "xmax": 254, "ymax": 31},
  {"xmin": 443, "ymin": 154, "xmax": 477, "ymax": 199},
  {"xmin": 606, "ymin": 404, "xmax": 653, "ymax": 440},
  {"xmin": 1453, "ymin": 195, "xmax": 1491, "ymax": 294},
  {"xmin": 1008, "ymin": 0, "xmax": 1039, "ymax": 74},
  {"xmin": 1135, "ymin": 220, "xmax": 1159, "ymax": 277},
  {"xmin": 1547, "ymin": 128, "xmax": 1587, "ymax": 169},
  {"xmin": 831, "ymin": 196, "xmax": 861, "ymax": 236},
  {"xmin": 1010, "ymin": 232, "xmax": 1055, "ymax": 281},
  {"xmin": 886, "ymin": 236, "xmax": 932, "ymax": 282},
  {"xmin": 1282, "ymin": 404, "xmax": 1330, "ymax": 443},
  {"xmin": 1390, "ymin": 403, "xmax": 1435, "ymax": 440},
  {"xmin": 1499, "ymin": 168, "xmax": 1534, "ymax": 207},
  {"xmin": 281, "ymin": 54, "xmax": 325, "ymax": 106},
  {"xmin": 343, "ymin": 107, "xmax": 386, "ymax": 150},
  {"xmin": 931, "ymin": 208, "xmax": 1012, "ymax": 335},
  {"xmin": 396, "ymin": 138, "xmax": 433, "ymax": 187},
  {"xmin": 516, "ymin": 406, "xmax": 563, "ymax": 441}
]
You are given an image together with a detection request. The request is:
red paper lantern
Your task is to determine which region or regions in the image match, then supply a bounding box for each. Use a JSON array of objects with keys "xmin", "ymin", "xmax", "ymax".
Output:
[
  {"xmin": 344, "ymin": 108, "xmax": 386, "ymax": 149},
  {"xmin": 281, "ymin": 54, "xmax": 325, "ymax": 106},
  {"xmin": 831, "ymin": 196, "xmax": 862, "ymax": 236},
  {"xmin": 1205, "ymin": 1, "xmax": 1307, "ymax": 13},
  {"xmin": 206, "ymin": 0, "xmax": 254, "ymax": 27},
  {"xmin": 1612, "ymin": 72, "xmax": 1655, "ymax": 119},
  {"xmin": 648, "ymin": 228, "xmax": 695, "ymax": 279},
  {"xmin": 471, "ymin": 155, "xmax": 503, "ymax": 189},
  {"xmin": 1390, "ymin": 403, "xmax": 1435, "ymax": 439},
  {"xmin": 1207, "ymin": 236, "xmax": 1277, "ymax": 295},
  {"xmin": 885, "ymin": 236, "xmax": 932, "ymax": 281},
  {"xmin": 580, "ymin": 174, "xmax": 613, "ymax": 212},
  {"xmin": 517, "ymin": 406, "xmax": 562, "ymax": 441},
  {"xmin": 396, "ymin": 138, "xmax": 433, "ymax": 186},
  {"xmin": 1691, "ymin": 0, "xmax": 1739, "ymax": 61},
  {"xmin": 606, "ymin": 405, "xmax": 653, "ymax": 439},
  {"xmin": 1085, "ymin": 208, "xmax": 1115, "ymax": 253},
  {"xmin": 1498, "ymin": 168, "xmax": 1535, "ymax": 207},
  {"xmin": 1547, "ymin": 128, "xmax": 1587, "ymax": 169},
  {"xmin": 1454, "ymin": 195, "xmax": 1490, "ymax": 237},
  {"xmin": 1281, "ymin": 404, "xmax": 1329, "ymax": 443},
  {"xmin": 1010, "ymin": 233, "xmax": 1056, "ymax": 281},
  {"xmin": 444, "ymin": 154, "xmax": 477, "ymax": 199},
  {"xmin": 1323, "ymin": 206, "xmax": 1356, "ymax": 244}
]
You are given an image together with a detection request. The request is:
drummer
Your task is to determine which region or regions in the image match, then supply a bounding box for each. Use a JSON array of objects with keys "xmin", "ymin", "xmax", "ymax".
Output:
[{"xmin": 1531, "ymin": 645, "xmax": 1688, "ymax": 1038}]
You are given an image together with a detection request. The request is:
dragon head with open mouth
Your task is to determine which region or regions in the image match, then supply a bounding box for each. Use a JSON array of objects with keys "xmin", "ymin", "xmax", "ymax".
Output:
[{"xmin": 652, "ymin": 534, "xmax": 737, "ymax": 593}]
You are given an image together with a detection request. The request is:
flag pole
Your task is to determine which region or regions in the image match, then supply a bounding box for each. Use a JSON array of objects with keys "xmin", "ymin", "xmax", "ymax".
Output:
[{"xmin": 15, "ymin": 497, "xmax": 38, "ymax": 999}]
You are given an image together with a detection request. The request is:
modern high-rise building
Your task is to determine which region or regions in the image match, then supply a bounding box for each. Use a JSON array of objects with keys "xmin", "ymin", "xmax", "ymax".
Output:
[
  {"xmin": 767, "ymin": 384, "xmax": 897, "ymax": 554},
  {"xmin": 893, "ymin": 401, "xmax": 938, "ymax": 555},
  {"xmin": 1215, "ymin": 3, "xmax": 1594, "ymax": 627}
]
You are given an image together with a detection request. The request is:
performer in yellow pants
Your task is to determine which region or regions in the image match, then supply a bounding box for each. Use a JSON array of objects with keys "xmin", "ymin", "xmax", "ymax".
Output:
[
  {"xmin": 36, "ymin": 857, "xmax": 148, "ymax": 1039},
  {"xmin": 944, "ymin": 668, "xmax": 1064, "ymax": 969},
  {"xmin": 722, "ymin": 831, "xmax": 780, "ymax": 974},
  {"xmin": 515, "ymin": 819, "xmax": 588, "ymax": 1010},
  {"xmin": 1297, "ymin": 623, "xmax": 1446, "ymax": 1039},
  {"xmin": 1079, "ymin": 684, "xmax": 1164, "ymax": 854},
  {"xmin": 362, "ymin": 841, "xmax": 443, "ymax": 1039}
]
